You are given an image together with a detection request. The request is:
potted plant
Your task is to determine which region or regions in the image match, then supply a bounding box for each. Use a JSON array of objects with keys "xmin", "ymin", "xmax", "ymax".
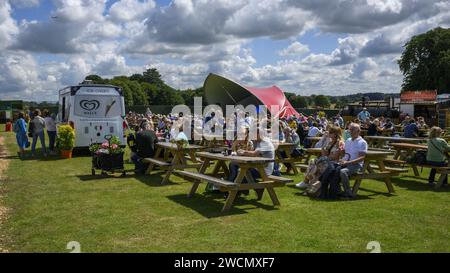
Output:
[
  {"xmin": 90, "ymin": 135, "xmax": 125, "ymax": 172},
  {"xmin": 56, "ymin": 125, "xmax": 75, "ymax": 159}
]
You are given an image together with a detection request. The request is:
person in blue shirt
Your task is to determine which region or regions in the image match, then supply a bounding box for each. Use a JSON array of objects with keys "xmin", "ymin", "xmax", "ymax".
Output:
[
  {"xmin": 13, "ymin": 112, "xmax": 29, "ymax": 159},
  {"xmin": 357, "ymin": 108, "xmax": 370, "ymax": 123},
  {"xmin": 404, "ymin": 119, "xmax": 419, "ymax": 138}
]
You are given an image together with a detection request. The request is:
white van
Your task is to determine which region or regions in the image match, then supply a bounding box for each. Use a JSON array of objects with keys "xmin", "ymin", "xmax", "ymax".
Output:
[{"xmin": 57, "ymin": 83, "xmax": 126, "ymax": 148}]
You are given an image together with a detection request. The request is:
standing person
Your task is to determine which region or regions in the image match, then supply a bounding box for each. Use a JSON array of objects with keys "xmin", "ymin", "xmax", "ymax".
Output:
[
  {"xmin": 426, "ymin": 127, "xmax": 450, "ymax": 186},
  {"xmin": 357, "ymin": 107, "xmax": 370, "ymax": 123},
  {"xmin": 336, "ymin": 114, "xmax": 344, "ymax": 129},
  {"xmin": 43, "ymin": 109, "xmax": 57, "ymax": 155},
  {"xmin": 31, "ymin": 109, "xmax": 47, "ymax": 157},
  {"xmin": 13, "ymin": 112, "xmax": 29, "ymax": 158},
  {"xmin": 338, "ymin": 123, "xmax": 368, "ymax": 198}
]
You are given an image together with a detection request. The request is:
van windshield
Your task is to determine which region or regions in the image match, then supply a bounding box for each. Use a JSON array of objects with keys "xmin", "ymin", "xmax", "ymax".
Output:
[{"xmin": 74, "ymin": 95, "xmax": 123, "ymax": 118}]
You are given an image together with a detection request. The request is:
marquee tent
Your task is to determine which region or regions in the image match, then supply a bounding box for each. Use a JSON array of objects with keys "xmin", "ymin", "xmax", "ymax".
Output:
[{"xmin": 203, "ymin": 73, "xmax": 300, "ymax": 118}]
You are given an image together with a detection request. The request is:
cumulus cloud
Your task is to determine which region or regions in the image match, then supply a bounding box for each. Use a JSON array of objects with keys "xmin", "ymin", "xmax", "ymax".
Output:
[
  {"xmin": 0, "ymin": 1, "xmax": 19, "ymax": 50},
  {"xmin": 109, "ymin": 0, "xmax": 156, "ymax": 22},
  {"xmin": 287, "ymin": 0, "xmax": 441, "ymax": 33},
  {"xmin": 279, "ymin": 41, "xmax": 309, "ymax": 57},
  {"xmin": 12, "ymin": 0, "xmax": 110, "ymax": 53},
  {"xmin": 2, "ymin": 0, "xmax": 449, "ymax": 100}
]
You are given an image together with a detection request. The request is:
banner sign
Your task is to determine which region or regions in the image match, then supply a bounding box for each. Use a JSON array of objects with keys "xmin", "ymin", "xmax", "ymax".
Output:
[{"xmin": 401, "ymin": 90, "xmax": 437, "ymax": 102}]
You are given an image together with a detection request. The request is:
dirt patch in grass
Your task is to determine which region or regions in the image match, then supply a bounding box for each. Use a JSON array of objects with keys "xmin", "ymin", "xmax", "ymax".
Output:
[{"xmin": 0, "ymin": 136, "xmax": 10, "ymax": 253}]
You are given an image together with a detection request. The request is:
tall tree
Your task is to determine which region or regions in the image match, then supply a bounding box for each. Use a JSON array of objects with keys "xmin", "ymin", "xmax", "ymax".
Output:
[
  {"xmin": 398, "ymin": 27, "xmax": 450, "ymax": 93},
  {"xmin": 314, "ymin": 95, "xmax": 331, "ymax": 108},
  {"xmin": 142, "ymin": 68, "xmax": 164, "ymax": 87}
]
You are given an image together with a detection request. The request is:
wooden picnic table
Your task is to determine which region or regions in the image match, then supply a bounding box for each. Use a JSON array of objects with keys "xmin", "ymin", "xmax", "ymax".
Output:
[
  {"xmin": 144, "ymin": 142, "xmax": 205, "ymax": 184},
  {"xmin": 306, "ymin": 136, "xmax": 322, "ymax": 147},
  {"xmin": 275, "ymin": 142, "xmax": 303, "ymax": 175},
  {"xmin": 389, "ymin": 143, "xmax": 427, "ymax": 176},
  {"xmin": 200, "ymin": 134, "xmax": 227, "ymax": 148},
  {"xmin": 180, "ymin": 151, "xmax": 291, "ymax": 212},
  {"xmin": 364, "ymin": 136, "xmax": 425, "ymax": 149},
  {"xmin": 304, "ymin": 148, "xmax": 397, "ymax": 195}
]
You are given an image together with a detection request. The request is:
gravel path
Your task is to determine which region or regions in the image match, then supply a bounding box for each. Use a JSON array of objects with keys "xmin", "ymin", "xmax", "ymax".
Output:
[{"xmin": 0, "ymin": 136, "xmax": 10, "ymax": 253}]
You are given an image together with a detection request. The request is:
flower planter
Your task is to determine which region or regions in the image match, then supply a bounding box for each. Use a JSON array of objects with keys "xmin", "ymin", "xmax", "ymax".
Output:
[
  {"xmin": 92, "ymin": 152, "xmax": 124, "ymax": 172},
  {"xmin": 60, "ymin": 149, "xmax": 73, "ymax": 159}
]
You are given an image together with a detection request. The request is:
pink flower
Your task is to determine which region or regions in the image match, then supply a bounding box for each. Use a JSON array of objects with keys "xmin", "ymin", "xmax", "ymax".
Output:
[
  {"xmin": 111, "ymin": 144, "xmax": 118, "ymax": 149},
  {"xmin": 101, "ymin": 142, "xmax": 109, "ymax": 148}
]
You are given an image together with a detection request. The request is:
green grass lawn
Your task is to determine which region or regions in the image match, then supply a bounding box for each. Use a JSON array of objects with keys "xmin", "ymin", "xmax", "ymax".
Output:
[{"xmin": 0, "ymin": 127, "xmax": 449, "ymax": 253}]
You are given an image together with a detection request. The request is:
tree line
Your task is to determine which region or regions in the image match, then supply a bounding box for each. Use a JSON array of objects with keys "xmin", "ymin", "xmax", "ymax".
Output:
[{"xmin": 85, "ymin": 69, "xmax": 338, "ymax": 108}]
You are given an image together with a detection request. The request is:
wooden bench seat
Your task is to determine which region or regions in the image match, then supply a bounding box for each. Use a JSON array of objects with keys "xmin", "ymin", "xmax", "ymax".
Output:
[
  {"xmin": 267, "ymin": 175, "xmax": 293, "ymax": 184},
  {"xmin": 174, "ymin": 170, "xmax": 237, "ymax": 191},
  {"xmin": 142, "ymin": 158, "xmax": 171, "ymax": 167},
  {"xmin": 295, "ymin": 163, "xmax": 309, "ymax": 171},
  {"xmin": 368, "ymin": 164, "xmax": 409, "ymax": 173},
  {"xmin": 384, "ymin": 159, "xmax": 406, "ymax": 165}
]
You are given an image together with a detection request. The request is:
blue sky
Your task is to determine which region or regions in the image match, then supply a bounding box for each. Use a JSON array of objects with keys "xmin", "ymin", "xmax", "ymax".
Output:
[{"xmin": 1, "ymin": 0, "xmax": 449, "ymax": 101}]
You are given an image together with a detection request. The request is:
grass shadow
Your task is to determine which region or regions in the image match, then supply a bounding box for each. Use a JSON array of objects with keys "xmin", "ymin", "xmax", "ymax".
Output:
[
  {"xmin": 167, "ymin": 193, "xmax": 278, "ymax": 218},
  {"xmin": 293, "ymin": 191, "xmax": 374, "ymax": 202},
  {"xmin": 76, "ymin": 173, "xmax": 133, "ymax": 182},
  {"xmin": 134, "ymin": 173, "xmax": 178, "ymax": 187},
  {"xmin": 391, "ymin": 176, "xmax": 449, "ymax": 192}
]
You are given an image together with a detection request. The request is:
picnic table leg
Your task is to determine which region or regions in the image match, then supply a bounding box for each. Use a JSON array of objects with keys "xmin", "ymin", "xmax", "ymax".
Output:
[
  {"xmin": 378, "ymin": 160, "xmax": 395, "ymax": 193},
  {"xmin": 412, "ymin": 165, "xmax": 420, "ymax": 176},
  {"xmin": 222, "ymin": 169, "xmax": 247, "ymax": 212},
  {"xmin": 222, "ymin": 191, "xmax": 238, "ymax": 212},
  {"xmin": 393, "ymin": 149, "xmax": 401, "ymax": 160},
  {"xmin": 352, "ymin": 178, "xmax": 362, "ymax": 195},
  {"xmin": 162, "ymin": 152, "xmax": 181, "ymax": 184},
  {"xmin": 436, "ymin": 173, "xmax": 446, "ymax": 189},
  {"xmin": 257, "ymin": 166, "xmax": 280, "ymax": 206},
  {"xmin": 187, "ymin": 158, "xmax": 211, "ymax": 197},
  {"xmin": 145, "ymin": 147, "xmax": 163, "ymax": 174}
]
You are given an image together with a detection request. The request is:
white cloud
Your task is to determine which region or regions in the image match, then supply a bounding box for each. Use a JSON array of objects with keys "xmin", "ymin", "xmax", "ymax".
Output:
[
  {"xmin": 279, "ymin": 41, "xmax": 309, "ymax": 57},
  {"xmin": 0, "ymin": 1, "xmax": 19, "ymax": 50},
  {"xmin": 108, "ymin": 0, "xmax": 156, "ymax": 22}
]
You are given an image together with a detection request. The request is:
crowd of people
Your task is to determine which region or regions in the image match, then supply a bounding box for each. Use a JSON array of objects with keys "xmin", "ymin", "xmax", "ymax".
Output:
[
  {"xmin": 11, "ymin": 107, "xmax": 448, "ymax": 199},
  {"xmin": 125, "ymin": 107, "xmax": 449, "ymax": 198},
  {"xmin": 12, "ymin": 109, "xmax": 57, "ymax": 158}
]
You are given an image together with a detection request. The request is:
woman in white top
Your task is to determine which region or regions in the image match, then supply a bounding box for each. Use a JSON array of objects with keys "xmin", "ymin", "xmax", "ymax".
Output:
[{"xmin": 43, "ymin": 109, "xmax": 57, "ymax": 154}]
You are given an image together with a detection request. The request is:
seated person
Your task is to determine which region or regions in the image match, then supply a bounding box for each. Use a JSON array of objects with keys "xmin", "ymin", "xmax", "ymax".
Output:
[
  {"xmin": 338, "ymin": 123, "xmax": 367, "ymax": 198},
  {"xmin": 383, "ymin": 118, "xmax": 395, "ymax": 136},
  {"xmin": 131, "ymin": 122, "xmax": 159, "ymax": 174},
  {"xmin": 296, "ymin": 126, "xmax": 344, "ymax": 188},
  {"xmin": 314, "ymin": 124, "xmax": 332, "ymax": 148},
  {"xmin": 404, "ymin": 119, "xmax": 419, "ymax": 138},
  {"xmin": 427, "ymin": 126, "xmax": 450, "ymax": 186},
  {"xmin": 274, "ymin": 127, "xmax": 301, "ymax": 175},
  {"xmin": 231, "ymin": 126, "xmax": 253, "ymax": 152},
  {"xmin": 228, "ymin": 129, "xmax": 275, "ymax": 190},
  {"xmin": 367, "ymin": 119, "xmax": 383, "ymax": 136}
]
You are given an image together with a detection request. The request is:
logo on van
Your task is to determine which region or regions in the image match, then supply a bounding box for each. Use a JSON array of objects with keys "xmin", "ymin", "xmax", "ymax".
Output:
[{"xmin": 80, "ymin": 100, "xmax": 100, "ymax": 111}]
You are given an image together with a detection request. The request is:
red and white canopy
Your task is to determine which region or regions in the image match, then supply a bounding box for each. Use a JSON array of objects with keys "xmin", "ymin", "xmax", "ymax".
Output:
[{"xmin": 203, "ymin": 73, "xmax": 300, "ymax": 119}]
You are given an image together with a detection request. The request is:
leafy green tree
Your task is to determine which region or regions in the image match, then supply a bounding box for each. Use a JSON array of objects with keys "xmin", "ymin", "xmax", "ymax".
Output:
[
  {"xmin": 314, "ymin": 95, "xmax": 331, "ymax": 108},
  {"xmin": 130, "ymin": 73, "xmax": 144, "ymax": 83},
  {"xmin": 85, "ymin": 75, "xmax": 107, "ymax": 84},
  {"xmin": 110, "ymin": 79, "xmax": 134, "ymax": 106},
  {"xmin": 399, "ymin": 27, "xmax": 450, "ymax": 93},
  {"xmin": 128, "ymin": 81, "xmax": 148, "ymax": 105},
  {"xmin": 143, "ymin": 68, "xmax": 164, "ymax": 87}
]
